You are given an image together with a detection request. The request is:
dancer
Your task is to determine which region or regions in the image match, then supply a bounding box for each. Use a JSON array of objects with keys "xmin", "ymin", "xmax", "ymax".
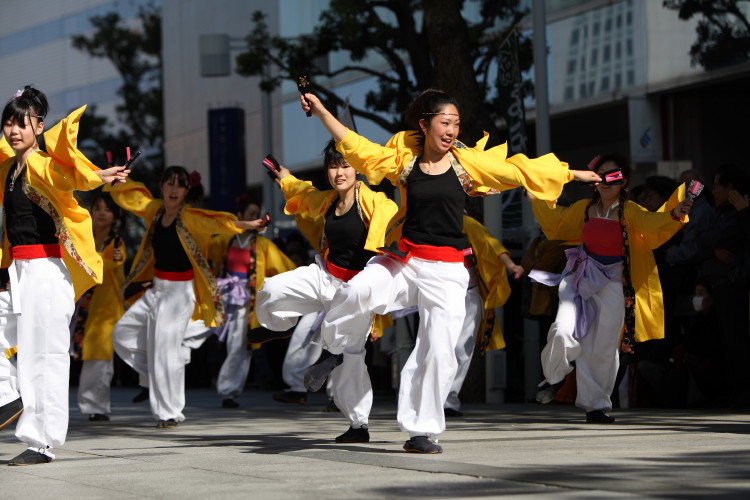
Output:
[
  {"xmin": 105, "ymin": 167, "xmax": 264, "ymax": 428},
  {"xmin": 255, "ymin": 140, "xmax": 398, "ymax": 443},
  {"xmin": 530, "ymin": 154, "xmax": 693, "ymax": 423},
  {"xmin": 300, "ymin": 89, "xmax": 599, "ymax": 453},
  {"xmin": 0, "ymin": 86, "xmax": 128, "ymax": 465},
  {"xmin": 74, "ymin": 192, "xmax": 126, "ymax": 422},
  {"xmin": 206, "ymin": 194, "xmax": 296, "ymax": 408}
]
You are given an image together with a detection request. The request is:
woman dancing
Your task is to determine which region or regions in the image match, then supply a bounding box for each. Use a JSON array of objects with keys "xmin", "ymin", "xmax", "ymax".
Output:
[
  {"xmin": 530, "ymin": 154, "xmax": 692, "ymax": 423},
  {"xmin": 256, "ymin": 140, "xmax": 398, "ymax": 443},
  {"xmin": 106, "ymin": 167, "xmax": 264, "ymax": 428},
  {"xmin": 300, "ymin": 88, "xmax": 599, "ymax": 453},
  {"xmin": 0, "ymin": 86, "xmax": 128, "ymax": 465}
]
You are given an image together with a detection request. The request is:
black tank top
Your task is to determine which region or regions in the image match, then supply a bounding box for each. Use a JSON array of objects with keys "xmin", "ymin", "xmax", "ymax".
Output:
[
  {"xmin": 402, "ymin": 164, "xmax": 467, "ymax": 250},
  {"xmin": 324, "ymin": 199, "xmax": 375, "ymax": 271},
  {"xmin": 3, "ymin": 167, "xmax": 58, "ymax": 246},
  {"xmin": 153, "ymin": 214, "xmax": 192, "ymax": 272}
]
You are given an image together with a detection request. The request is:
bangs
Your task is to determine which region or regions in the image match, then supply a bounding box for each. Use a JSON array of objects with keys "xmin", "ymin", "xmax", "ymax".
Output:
[
  {"xmin": 161, "ymin": 166, "xmax": 191, "ymax": 188},
  {"xmin": 1, "ymin": 101, "xmax": 35, "ymax": 128}
]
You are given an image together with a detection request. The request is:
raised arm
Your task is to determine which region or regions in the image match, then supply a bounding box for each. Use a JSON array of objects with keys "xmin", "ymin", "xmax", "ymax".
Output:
[{"xmin": 300, "ymin": 93, "xmax": 348, "ymax": 142}]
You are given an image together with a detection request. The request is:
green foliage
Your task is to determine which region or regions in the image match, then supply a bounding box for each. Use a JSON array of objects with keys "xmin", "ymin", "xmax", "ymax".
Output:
[
  {"xmin": 235, "ymin": 0, "xmax": 532, "ymax": 142},
  {"xmin": 70, "ymin": 2, "xmax": 163, "ymax": 172},
  {"xmin": 664, "ymin": 0, "xmax": 750, "ymax": 69}
]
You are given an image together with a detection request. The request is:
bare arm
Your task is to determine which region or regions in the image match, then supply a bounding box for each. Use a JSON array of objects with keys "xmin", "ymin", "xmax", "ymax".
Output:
[{"xmin": 300, "ymin": 93, "xmax": 348, "ymax": 142}]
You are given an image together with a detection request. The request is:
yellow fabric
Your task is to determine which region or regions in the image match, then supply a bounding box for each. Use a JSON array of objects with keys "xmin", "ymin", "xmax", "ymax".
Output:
[
  {"xmin": 104, "ymin": 179, "xmax": 243, "ymax": 327},
  {"xmin": 531, "ymin": 184, "xmax": 688, "ymax": 342},
  {"xmin": 207, "ymin": 233, "xmax": 296, "ymax": 329},
  {"xmin": 0, "ymin": 106, "xmax": 104, "ymax": 300},
  {"xmin": 279, "ymin": 174, "xmax": 398, "ymax": 253},
  {"xmin": 463, "ymin": 215, "xmax": 511, "ymax": 350},
  {"xmin": 336, "ymin": 129, "xmax": 574, "ymax": 227},
  {"xmin": 82, "ymin": 239, "xmax": 127, "ymax": 360},
  {"xmin": 4, "ymin": 346, "xmax": 17, "ymax": 359},
  {"xmin": 293, "ymin": 213, "xmax": 324, "ymax": 253}
]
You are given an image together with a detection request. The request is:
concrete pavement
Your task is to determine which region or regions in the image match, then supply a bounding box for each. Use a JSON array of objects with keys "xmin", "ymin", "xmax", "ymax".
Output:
[{"xmin": 2, "ymin": 387, "xmax": 750, "ymax": 498}]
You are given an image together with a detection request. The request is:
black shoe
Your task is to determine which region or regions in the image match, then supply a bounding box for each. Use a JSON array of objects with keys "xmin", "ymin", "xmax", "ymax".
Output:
[
  {"xmin": 0, "ymin": 398, "xmax": 23, "ymax": 431},
  {"xmin": 222, "ymin": 398, "xmax": 240, "ymax": 408},
  {"xmin": 444, "ymin": 408, "xmax": 463, "ymax": 418},
  {"xmin": 272, "ymin": 391, "xmax": 307, "ymax": 405},
  {"xmin": 157, "ymin": 419, "xmax": 178, "ymax": 428},
  {"xmin": 323, "ymin": 400, "xmax": 340, "ymax": 413},
  {"xmin": 304, "ymin": 351, "xmax": 343, "ymax": 392},
  {"xmin": 335, "ymin": 426, "xmax": 370, "ymax": 443},
  {"xmin": 247, "ymin": 327, "xmax": 293, "ymax": 344},
  {"xmin": 535, "ymin": 379, "xmax": 565, "ymax": 404},
  {"xmin": 8, "ymin": 449, "xmax": 51, "ymax": 466},
  {"xmin": 586, "ymin": 410, "xmax": 615, "ymax": 424},
  {"xmin": 88, "ymin": 414, "xmax": 110, "ymax": 422},
  {"xmin": 132, "ymin": 388, "xmax": 149, "ymax": 403},
  {"xmin": 403, "ymin": 436, "xmax": 442, "ymax": 454}
]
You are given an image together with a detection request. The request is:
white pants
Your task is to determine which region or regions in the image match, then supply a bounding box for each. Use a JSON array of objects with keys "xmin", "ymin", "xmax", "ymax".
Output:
[
  {"xmin": 540, "ymin": 274, "xmax": 624, "ymax": 412},
  {"xmin": 257, "ymin": 261, "xmax": 372, "ymax": 428},
  {"xmin": 0, "ymin": 258, "xmax": 74, "ymax": 457},
  {"xmin": 216, "ymin": 304, "xmax": 251, "ymax": 399},
  {"xmin": 113, "ymin": 278, "xmax": 195, "ymax": 422},
  {"xmin": 445, "ymin": 283, "xmax": 483, "ymax": 411},
  {"xmin": 0, "ymin": 291, "xmax": 19, "ymax": 408},
  {"xmin": 282, "ymin": 312, "xmax": 322, "ymax": 393},
  {"xmin": 77, "ymin": 359, "xmax": 114, "ymax": 415},
  {"xmin": 322, "ymin": 255, "xmax": 469, "ymax": 438}
]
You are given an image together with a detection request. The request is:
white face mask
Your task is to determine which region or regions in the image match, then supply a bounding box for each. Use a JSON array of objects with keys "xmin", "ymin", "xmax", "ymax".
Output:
[{"xmin": 692, "ymin": 296, "xmax": 704, "ymax": 312}]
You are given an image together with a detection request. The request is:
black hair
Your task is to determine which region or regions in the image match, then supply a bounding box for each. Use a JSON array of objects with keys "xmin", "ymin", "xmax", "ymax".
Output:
[
  {"xmin": 160, "ymin": 165, "xmax": 203, "ymax": 204},
  {"xmin": 403, "ymin": 89, "xmax": 460, "ymax": 131},
  {"xmin": 2, "ymin": 85, "xmax": 48, "ymax": 129},
  {"xmin": 590, "ymin": 153, "xmax": 632, "ymax": 199},
  {"xmin": 714, "ymin": 164, "xmax": 749, "ymax": 195},
  {"xmin": 235, "ymin": 193, "xmax": 260, "ymax": 214},
  {"xmin": 323, "ymin": 139, "xmax": 345, "ymax": 168},
  {"xmin": 90, "ymin": 191, "xmax": 124, "ymax": 244}
]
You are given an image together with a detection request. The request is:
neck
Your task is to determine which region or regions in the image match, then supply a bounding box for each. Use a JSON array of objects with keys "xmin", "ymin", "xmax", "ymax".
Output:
[
  {"xmin": 13, "ymin": 145, "xmax": 38, "ymax": 165},
  {"xmin": 600, "ymin": 194, "xmax": 619, "ymax": 207},
  {"xmin": 420, "ymin": 146, "xmax": 447, "ymax": 164},
  {"xmin": 163, "ymin": 203, "xmax": 182, "ymax": 217},
  {"xmin": 337, "ymin": 185, "xmax": 356, "ymax": 206}
]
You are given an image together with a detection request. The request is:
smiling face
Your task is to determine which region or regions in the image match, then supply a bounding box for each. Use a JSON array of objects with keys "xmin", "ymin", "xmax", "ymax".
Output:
[
  {"xmin": 419, "ymin": 104, "xmax": 460, "ymax": 156},
  {"xmin": 595, "ymin": 161, "xmax": 627, "ymax": 200},
  {"xmin": 2, "ymin": 114, "xmax": 43, "ymax": 154},
  {"xmin": 91, "ymin": 198, "xmax": 115, "ymax": 231},
  {"xmin": 327, "ymin": 159, "xmax": 357, "ymax": 194},
  {"xmin": 161, "ymin": 175, "xmax": 190, "ymax": 210},
  {"xmin": 238, "ymin": 202, "xmax": 261, "ymax": 222}
]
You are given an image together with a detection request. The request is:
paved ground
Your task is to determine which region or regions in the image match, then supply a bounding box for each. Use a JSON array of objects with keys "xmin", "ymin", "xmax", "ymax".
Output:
[{"xmin": 1, "ymin": 387, "xmax": 750, "ymax": 499}]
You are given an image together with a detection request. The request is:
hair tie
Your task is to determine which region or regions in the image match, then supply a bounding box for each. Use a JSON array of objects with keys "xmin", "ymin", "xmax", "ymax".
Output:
[
  {"xmin": 189, "ymin": 170, "xmax": 202, "ymax": 187},
  {"xmin": 12, "ymin": 89, "xmax": 23, "ymax": 100}
]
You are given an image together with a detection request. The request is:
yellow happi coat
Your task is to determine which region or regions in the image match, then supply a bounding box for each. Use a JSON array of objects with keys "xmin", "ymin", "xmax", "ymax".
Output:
[
  {"xmin": 207, "ymin": 233, "xmax": 296, "ymax": 329},
  {"xmin": 280, "ymin": 175, "xmax": 398, "ymax": 255},
  {"xmin": 82, "ymin": 239, "xmax": 127, "ymax": 360},
  {"xmin": 0, "ymin": 106, "xmax": 104, "ymax": 301},
  {"xmin": 335, "ymin": 129, "xmax": 575, "ymax": 228},
  {"xmin": 531, "ymin": 186, "xmax": 688, "ymax": 342},
  {"xmin": 104, "ymin": 179, "xmax": 243, "ymax": 327}
]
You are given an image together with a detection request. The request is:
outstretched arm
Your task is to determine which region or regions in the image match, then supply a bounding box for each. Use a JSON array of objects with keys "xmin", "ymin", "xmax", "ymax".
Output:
[{"xmin": 300, "ymin": 93, "xmax": 348, "ymax": 142}]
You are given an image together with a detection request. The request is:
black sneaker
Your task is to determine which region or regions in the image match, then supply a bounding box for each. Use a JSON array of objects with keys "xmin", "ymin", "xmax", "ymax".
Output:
[
  {"xmin": 157, "ymin": 419, "xmax": 178, "ymax": 428},
  {"xmin": 132, "ymin": 388, "xmax": 149, "ymax": 403},
  {"xmin": 335, "ymin": 426, "xmax": 370, "ymax": 443},
  {"xmin": 403, "ymin": 436, "xmax": 442, "ymax": 454},
  {"xmin": 222, "ymin": 398, "xmax": 240, "ymax": 408},
  {"xmin": 0, "ymin": 398, "xmax": 23, "ymax": 431},
  {"xmin": 535, "ymin": 379, "xmax": 565, "ymax": 404},
  {"xmin": 88, "ymin": 414, "xmax": 110, "ymax": 422},
  {"xmin": 443, "ymin": 408, "xmax": 463, "ymax": 418},
  {"xmin": 272, "ymin": 391, "xmax": 307, "ymax": 405},
  {"xmin": 303, "ymin": 351, "xmax": 342, "ymax": 392},
  {"xmin": 8, "ymin": 449, "xmax": 51, "ymax": 466},
  {"xmin": 586, "ymin": 410, "xmax": 615, "ymax": 424}
]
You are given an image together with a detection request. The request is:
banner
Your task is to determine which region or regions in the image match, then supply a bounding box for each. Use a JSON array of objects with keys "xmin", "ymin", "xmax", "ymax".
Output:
[
  {"xmin": 497, "ymin": 31, "xmax": 528, "ymax": 155},
  {"xmin": 208, "ymin": 107, "xmax": 247, "ymax": 213}
]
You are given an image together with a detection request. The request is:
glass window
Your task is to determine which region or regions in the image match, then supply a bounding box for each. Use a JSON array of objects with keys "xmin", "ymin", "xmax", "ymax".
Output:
[
  {"xmin": 567, "ymin": 59, "xmax": 577, "ymax": 73},
  {"xmin": 601, "ymin": 76, "xmax": 610, "ymax": 91}
]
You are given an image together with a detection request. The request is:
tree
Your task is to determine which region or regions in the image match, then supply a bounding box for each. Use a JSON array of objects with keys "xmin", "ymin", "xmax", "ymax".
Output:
[
  {"xmin": 235, "ymin": 0, "xmax": 532, "ymax": 146},
  {"xmin": 664, "ymin": 0, "xmax": 750, "ymax": 69},
  {"xmin": 71, "ymin": 3, "xmax": 163, "ymax": 168}
]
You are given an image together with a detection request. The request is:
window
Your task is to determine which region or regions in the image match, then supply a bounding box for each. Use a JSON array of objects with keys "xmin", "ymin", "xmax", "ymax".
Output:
[
  {"xmin": 604, "ymin": 45, "xmax": 611, "ymax": 62},
  {"xmin": 564, "ymin": 86, "xmax": 574, "ymax": 100},
  {"xmin": 567, "ymin": 59, "xmax": 577, "ymax": 73},
  {"xmin": 601, "ymin": 76, "xmax": 610, "ymax": 91}
]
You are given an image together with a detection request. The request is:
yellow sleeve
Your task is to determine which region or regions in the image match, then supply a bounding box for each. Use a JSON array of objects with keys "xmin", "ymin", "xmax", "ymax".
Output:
[
  {"xmin": 279, "ymin": 175, "xmax": 334, "ymax": 218},
  {"xmin": 0, "ymin": 136, "xmax": 12, "ymax": 163},
  {"xmin": 531, "ymin": 198, "xmax": 587, "ymax": 242},
  {"xmin": 626, "ymin": 188, "xmax": 687, "ymax": 250},
  {"xmin": 185, "ymin": 207, "xmax": 244, "ymax": 236},
  {"xmin": 336, "ymin": 130, "xmax": 410, "ymax": 186},
  {"xmin": 294, "ymin": 214, "xmax": 324, "ymax": 253},
  {"xmin": 262, "ymin": 239, "xmax": 296, "ymax": 277},
  {"xmin": 104, "ymin": 178, "xmax": 157, "ymax": 218},
  {"xmin": 40, "ymin": 105, "xmax": 103, "ymax": 192}
]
